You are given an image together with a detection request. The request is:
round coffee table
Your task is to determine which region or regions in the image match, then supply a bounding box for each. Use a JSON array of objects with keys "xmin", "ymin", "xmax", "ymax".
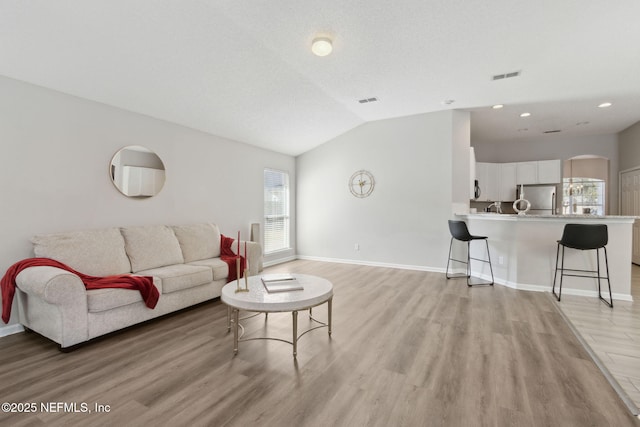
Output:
[{"xmin": 221, "ymin": 274, "xmax": 333, "ymax": 357}]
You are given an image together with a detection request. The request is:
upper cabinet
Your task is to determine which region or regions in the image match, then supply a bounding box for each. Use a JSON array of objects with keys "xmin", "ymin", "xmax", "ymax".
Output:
[
  {"xmin": 476, "ymin": 162, "xmax": 500, "ymax": 201},
  {"xmin": 470, "ymin": 147, "xmax": 476, "ymax": 200},
  {"xmin": 498, "ymin": 163, "xmax": 517, "ymax": 201},
  {"xmin": 537, "ymin": 159, "xmax": 562, "ymax": 184},
  {"xmin": 516, "ymin": 160, "xmax": 561, "ymax": 185},
  {"xmin": 516, "ymin": 162, "xmax": 538, "ymax": 185},
  {"xmin": 472, "ymin": 158, "xmax": 561, "ymax": 202}
]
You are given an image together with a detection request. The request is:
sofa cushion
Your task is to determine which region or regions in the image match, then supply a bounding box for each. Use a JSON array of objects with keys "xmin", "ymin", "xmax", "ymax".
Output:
[
  {"xmin": 87, "ymin": 277, "xmax": 161, "ymax": 313},
  {"xmin": 121, "ymin": 225, "xmax": 184, "ymax": 273},
  {"xmin": 32, "ymin": 228, "xmax": 131, "ymax": 276},
  {"xmin": 137, "ymin": 264, "xmax": 212, "ymax": 294},
  {"xmin": 172, "ymin": 223, "xmax": 221, "ymax": 263},
  {"xmin": 188, "ymin": 258, "xmax": 229, "ymax": 281}
]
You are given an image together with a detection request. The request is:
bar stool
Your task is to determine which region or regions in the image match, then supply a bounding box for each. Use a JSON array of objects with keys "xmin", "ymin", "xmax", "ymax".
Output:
[
  {"xmin": 552, "ymin": 223, "xmax": 613, "ymax": 307},
  {"xmin": 446, "ymin": 220, "xmax": 494, "ymax": 286}
]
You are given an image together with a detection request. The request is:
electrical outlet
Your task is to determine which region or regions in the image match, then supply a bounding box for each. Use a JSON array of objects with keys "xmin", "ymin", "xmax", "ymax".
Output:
[
  {"xmin": 354, "ymin": 243, "xmax": 360, "ymax": 251},
  {"xmin": 498, "ymin": 256, "xmax": 504, "ymax": 265}
]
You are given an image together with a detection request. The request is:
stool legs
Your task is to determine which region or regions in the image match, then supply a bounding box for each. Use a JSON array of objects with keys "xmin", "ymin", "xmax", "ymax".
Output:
[
  {"xmin": 446, "ymin": 238, "xmax": 494, "ymax": 286},
  {"xmin": 480, "ymin": 239, "xmax": 495, "ymax": 287},
  {"xmin": 598, "ymin": 247, "xmax": 613, "ymax": 307},
  {"xmin": 445, "ymin": 237, "xmax": 455, "ymax": 280},
  {"xmin": 552, "ymin": 244, "xmax": 613, "ymax": 307},
  {"xmin": 552, "ymin": 243, "xmax": 564, "ymax": 301}
]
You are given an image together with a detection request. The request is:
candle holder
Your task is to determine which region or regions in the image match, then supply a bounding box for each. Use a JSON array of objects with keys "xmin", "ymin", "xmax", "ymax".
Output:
[{"xmin": 235, "ymin": 258, "xmax": 248, "ymax": 293}]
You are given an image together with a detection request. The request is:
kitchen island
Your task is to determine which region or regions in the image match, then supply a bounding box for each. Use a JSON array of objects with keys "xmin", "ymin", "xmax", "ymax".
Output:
[{"xmin": 455, "ymin": 213, "xmax": 636, "ymax": 301}]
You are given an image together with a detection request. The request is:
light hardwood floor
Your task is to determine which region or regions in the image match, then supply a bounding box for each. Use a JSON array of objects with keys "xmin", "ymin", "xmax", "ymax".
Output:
[
  {"xmin": 554, "ymin": 264, "xmax": 640, "ymax": 414},
  {"xmin": 1, "ymin": 260, "xmax": 638, "ymax": 426}
]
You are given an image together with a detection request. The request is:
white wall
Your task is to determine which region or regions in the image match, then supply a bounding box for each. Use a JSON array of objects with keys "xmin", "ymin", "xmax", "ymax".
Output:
[
  {"xmin": 0, "ymin": 76, "xmax": 295, "ymax": 326},
  {"xmin": 472, "ymin": 133, "xmax": 620, "ymax": 214},
  {"xmin": 296, "ymin": 110, "xmax": 467, "ymax": 269}
]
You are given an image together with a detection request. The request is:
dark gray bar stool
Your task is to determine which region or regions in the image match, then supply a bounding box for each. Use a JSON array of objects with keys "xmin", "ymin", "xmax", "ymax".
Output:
[
  {"xmin": 552, "ymin": 223, "xmax": 613, "ymax": 307},
  {"xmin": 446, "ymin": 220, "xmax": 494, "ymax": 286}
]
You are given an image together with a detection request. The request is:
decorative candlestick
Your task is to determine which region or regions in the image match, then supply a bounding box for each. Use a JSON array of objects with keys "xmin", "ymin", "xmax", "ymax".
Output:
[
  {"xmin": 235, "ymin": 257, "xmax": 241, "ymax": 292},
  {"xmin": 244, "ymin": 268, "xmax": 249, "ymax": 290}
]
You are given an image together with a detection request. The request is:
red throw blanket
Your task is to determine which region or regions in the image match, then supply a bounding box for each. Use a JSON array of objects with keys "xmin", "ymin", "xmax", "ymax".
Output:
[
  {"xmin": 220, "ymin": 234, "xmax": 245, "ymax": 283},
  {"xmin": 1, "ymin": 258, "xmax": 159, "ymax": 324}
]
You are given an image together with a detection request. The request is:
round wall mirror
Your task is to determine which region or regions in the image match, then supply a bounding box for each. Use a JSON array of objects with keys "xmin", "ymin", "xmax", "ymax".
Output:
[{"xmin": 110, "ymin": 145, "xmax": 166, "ymax": 198}]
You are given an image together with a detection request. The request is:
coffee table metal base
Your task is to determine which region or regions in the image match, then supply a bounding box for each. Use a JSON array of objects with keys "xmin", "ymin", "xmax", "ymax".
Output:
[{"xmin": 227, "ymin": 298, "xmax": 332, "ymax": 358}]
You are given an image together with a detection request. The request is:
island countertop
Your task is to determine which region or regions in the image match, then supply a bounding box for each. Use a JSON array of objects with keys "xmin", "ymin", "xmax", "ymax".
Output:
[
  {"xmin": 458, "ymin": 213, "xmax": 637, "ymax": 222},
  {"xmin": 452, "ymin": 213, "xmax": 635, "ymax": 300}
]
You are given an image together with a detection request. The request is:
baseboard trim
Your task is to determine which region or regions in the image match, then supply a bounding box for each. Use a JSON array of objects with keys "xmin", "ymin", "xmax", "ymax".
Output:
[
  {"xmin": 469, "ymin": 272, "xmax": 634, "ymax": 302},
  {"xmin": 295, "ymin": 256, "xmax": 634, "ymax": 301},
  {"xmin": 1, "ymin": 323, "xmax": 24, "ymax": 338},
  {"xmin": 263, "ymin": 255, "xmax": 297, "ymax": 268},
  {"xmin": 296, "ymin": 255, "xmax": 445, "ymax": 274}
]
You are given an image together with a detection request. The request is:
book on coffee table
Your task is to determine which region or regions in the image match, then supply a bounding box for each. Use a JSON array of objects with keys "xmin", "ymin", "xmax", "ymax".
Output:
[{"xmin": 261, "ymin": 274, "xmax": 304, "ymax": 293}]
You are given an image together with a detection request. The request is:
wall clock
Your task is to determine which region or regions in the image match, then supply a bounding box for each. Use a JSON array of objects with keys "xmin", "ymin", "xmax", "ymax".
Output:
[{"xmin": 349, "ymin": 170, "xmax": 375, "ymax": 198}]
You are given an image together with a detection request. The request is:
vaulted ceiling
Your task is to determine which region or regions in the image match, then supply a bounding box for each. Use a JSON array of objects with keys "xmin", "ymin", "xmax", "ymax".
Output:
[{"xmin": 2, "ymin": 1, "xmax": 639, "ymax": 156}]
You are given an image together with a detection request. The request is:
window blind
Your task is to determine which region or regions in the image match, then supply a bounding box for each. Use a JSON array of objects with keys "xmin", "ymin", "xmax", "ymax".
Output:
[{"xmin": 264, "ymin": 169, "xmax": 290, "ymax": 253}]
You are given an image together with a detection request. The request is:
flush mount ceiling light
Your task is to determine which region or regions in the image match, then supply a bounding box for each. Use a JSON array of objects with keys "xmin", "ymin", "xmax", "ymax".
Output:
[
  {"xmin": 598, "ymin": 102, "xmax": 612, "ymax": 108},
  {"xmin": 311, "ymin": 37, "xmax": 333, "ymax": 56},
  {"xmin": 492, "ymin": 104, "xmax": 504, "ymax": 109},
  {"xmin": 520, "ymin": 112, "xmax": 531, "ymax": 117}
]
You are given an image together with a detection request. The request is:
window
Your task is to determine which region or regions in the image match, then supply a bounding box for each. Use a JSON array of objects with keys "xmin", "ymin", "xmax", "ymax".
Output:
[
  {"xmin": 562, "ymin": 177, "xmax": 605, "ymax": 215},
  {"xmin": 264, "ymin": 169, "xmax": 290, "ymax": 253}
]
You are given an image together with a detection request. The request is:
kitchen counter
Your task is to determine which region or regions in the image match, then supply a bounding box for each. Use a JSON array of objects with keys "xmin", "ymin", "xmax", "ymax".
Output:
[
  {"xmin": 454, "ymin": 213, "xmax": 636, "ymax": 300},
  {"xmin": 463, "ymin": 213, "xmax": 636, "ymax": 222}
]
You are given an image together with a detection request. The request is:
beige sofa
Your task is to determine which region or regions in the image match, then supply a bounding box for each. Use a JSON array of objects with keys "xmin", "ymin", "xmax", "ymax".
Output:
[{"xmin": 14, "ymin": 223, "xmax": 262, "ymax": 350}]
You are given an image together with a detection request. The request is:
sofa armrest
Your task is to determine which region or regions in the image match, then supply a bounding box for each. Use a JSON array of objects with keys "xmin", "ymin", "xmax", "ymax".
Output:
[
  {"xmin": 233, "ymin": 240, "xmax": 263, "ymax": 275},
  {"xmin": 15, "ymin": 266, "xmax": 89, "ymax": 348}
]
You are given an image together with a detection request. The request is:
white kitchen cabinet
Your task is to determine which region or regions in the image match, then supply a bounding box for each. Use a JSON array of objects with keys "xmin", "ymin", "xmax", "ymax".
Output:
[
  {"xmin": 516, "ymin": 162, "xmax": 538, "ymax": 185},
  {"xmin": 474, "ymin": 157, "xmax": 561, "ymax": 200},
  {"xmin": 498, "ymin": 163, "xmax": 517, "ymax": 201},
  {"xmin": 537, "ymin": 159, "xmax": 562, "ymax": 184},
  {"xmin": 470, "ymin": 147, "xmax": 476, "ymax": 200},
  {"xmin": 476, "ymin": 162, "xmax": 500, "ymax": 201}
]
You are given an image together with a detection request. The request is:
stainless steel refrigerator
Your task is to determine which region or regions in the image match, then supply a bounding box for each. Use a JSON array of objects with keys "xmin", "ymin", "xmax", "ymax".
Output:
[{"xmin": 515, "ymin": 184, "xmax": 557, "ymax": 215}]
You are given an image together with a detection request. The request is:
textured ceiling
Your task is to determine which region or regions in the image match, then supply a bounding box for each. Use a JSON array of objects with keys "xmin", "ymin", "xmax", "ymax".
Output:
[{"xmin": 1, "ymin": 1, "xmax": 639, "ymax": 156}]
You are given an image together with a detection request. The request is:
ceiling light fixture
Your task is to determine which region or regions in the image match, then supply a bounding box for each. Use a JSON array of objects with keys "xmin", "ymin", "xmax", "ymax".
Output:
[
  {"xmin": 598, "ymin": 102, "xmax": 612, "ymax": 108},
  {"xmin": 520, "ymin": 112, "xmax": 531, "ymax": 117},
  {"xmin": 311, "ymin": 37, "xmax": 333, "ymax": 56},
  {"xmin": 492, "ymin": 104, "xmax": 504, "ymax": 109}
]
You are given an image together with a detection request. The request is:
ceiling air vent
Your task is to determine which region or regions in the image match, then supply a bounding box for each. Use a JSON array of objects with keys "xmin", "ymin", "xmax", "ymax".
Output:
[
  {"xmin": 358, "ymin": 97, "xmax": 379, "ymax": 104},
  {"xmin": 492, "ymin": 71, "xmax": 521, "ymax": 81},
  {"xmin": 544, "ymin": 130, "xmax": 562, "ymax": 134}
]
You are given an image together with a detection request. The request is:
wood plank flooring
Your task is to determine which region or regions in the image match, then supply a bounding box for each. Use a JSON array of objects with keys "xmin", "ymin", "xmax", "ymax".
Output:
[
  {"xmin": 0, "ymin": 260, "xmax": 638, "ymax": 426},
  {"xmin": 554, "ymin": 264, "xmax": 640, "ymax": 413}
]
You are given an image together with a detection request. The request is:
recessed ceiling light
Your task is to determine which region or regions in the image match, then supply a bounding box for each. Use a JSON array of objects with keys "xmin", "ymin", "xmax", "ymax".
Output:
[
  {"xmin": 441, "ymin": 99, "xmax": 455, "ymax": 105},
  {"xmin": 311, "ymin": 37, "xmax": 333, "ymax": 56},
  {"xmin": 598, "ymin": 102, "xmax": 612, "ymax": 108},
  {"xmin": 492, "ymin": 104, "xmax": 504, "ymax": 109},
  {"xmin": 520, "ymin": 112, "xmax": 531, "ymax": 118}
]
